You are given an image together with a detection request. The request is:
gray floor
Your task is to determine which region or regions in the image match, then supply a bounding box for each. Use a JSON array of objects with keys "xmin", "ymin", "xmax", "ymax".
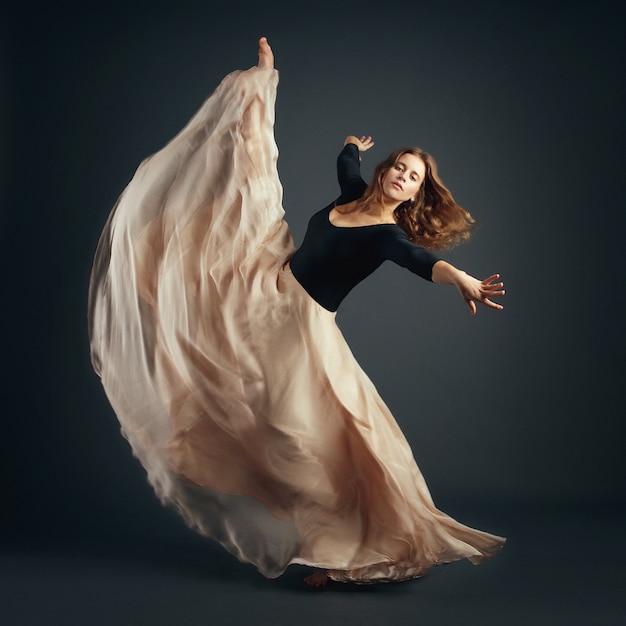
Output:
[{"xmin": 2, "ymin": 501, "xmax": 625, "ymax": 626}]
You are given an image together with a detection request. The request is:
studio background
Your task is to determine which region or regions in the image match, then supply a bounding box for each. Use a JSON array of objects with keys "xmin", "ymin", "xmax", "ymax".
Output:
[{"xmin": 2, "ymin": 1, "xmax": 625, "ymax": 624}]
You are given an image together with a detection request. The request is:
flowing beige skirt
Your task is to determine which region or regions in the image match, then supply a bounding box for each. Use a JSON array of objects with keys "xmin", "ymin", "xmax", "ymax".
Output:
[{"xmin": 88, "ymin": 65, "xmax": 505, "ymax": 583}]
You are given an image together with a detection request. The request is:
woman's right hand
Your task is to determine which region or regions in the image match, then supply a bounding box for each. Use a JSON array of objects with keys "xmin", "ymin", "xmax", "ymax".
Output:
[{"xmin": 344, "ymin": 135, "xmax": 375, "ymax": 153}]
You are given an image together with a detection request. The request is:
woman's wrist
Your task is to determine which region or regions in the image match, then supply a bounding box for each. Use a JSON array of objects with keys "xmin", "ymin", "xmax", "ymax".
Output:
[{"xmin": 432, "ymin": 260, "xmax": 465, "ymax": 285}]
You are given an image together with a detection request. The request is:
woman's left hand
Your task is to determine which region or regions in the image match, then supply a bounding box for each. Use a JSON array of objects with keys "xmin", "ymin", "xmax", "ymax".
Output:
[
  {"xmin": 455, "ymin": 273, "xmax": 505, "ymax": 314},
  {"xmin": 344, "ymin": 135, "xmax": 375, "ymax": 153}
]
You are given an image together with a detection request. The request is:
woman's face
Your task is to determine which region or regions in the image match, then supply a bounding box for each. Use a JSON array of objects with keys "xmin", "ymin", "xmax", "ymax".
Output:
[{"xmin": 381, "ymin": 153, "xmax": 425, "ymax": 204}]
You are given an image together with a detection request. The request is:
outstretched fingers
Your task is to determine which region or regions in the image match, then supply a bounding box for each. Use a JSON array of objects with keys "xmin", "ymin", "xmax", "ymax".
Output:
[
  {"xmin": 479, "ymin": 292, "xmax": 505, "ymax": 310},
  {"xmin": 463, "ymin": 273, "xmax": 505, "ymax": 313},
  {"xmin": 358, "ymin": 135, "xmax": 375, "ymax": 151},
  {"xmin": 482, "ymin": 273, "xmax": 501, "ymax": 285},
  {"xmin": 480, "ymin": 274, "xmax": 505, "ymax": 310},
  {"xmin": 465, "ymin": 294, "xmax": 502, "ymax": 314},
  {"xmin": 481, "ymin": 274, "xmax": 503, "ymax": 289}
]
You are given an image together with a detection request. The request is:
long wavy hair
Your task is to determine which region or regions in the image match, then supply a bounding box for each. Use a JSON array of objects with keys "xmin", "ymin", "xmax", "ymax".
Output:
[{"xmin": 356, "ymin": 148, "xmax": 476, "ymax": 250}]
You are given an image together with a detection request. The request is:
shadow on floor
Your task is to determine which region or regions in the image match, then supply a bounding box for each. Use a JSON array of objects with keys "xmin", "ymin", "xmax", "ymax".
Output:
[{"xmin": 2, "ymin": 499, "xmax": 625, "ymax": 625}]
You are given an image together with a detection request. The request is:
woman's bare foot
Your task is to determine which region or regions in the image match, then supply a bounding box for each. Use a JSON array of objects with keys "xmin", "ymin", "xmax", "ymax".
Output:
[
  {"xmin": 257, "ymin": 36, "xmax": 274, "ymax": 70},
  {"xmin": 304, "ymin": 571, "xmax": 330, "ymax": 588}
]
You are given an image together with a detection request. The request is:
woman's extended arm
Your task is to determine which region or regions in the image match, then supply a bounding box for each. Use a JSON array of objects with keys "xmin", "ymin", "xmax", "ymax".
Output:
[{"xmin": 431, "ymin": 260, "xmax": 505, "ymax": 314}]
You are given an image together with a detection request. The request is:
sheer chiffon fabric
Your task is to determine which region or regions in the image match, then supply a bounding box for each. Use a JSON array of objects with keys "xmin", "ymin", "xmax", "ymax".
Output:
[{"xmin": 88, "ymin": 66, "xmax": 505, "ymax": 583}]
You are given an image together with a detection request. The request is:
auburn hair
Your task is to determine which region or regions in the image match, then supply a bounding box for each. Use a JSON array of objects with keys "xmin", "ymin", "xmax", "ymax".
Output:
[{"xmin": 357, "ymin": 148, "xmax": 475, "ymax": 250}]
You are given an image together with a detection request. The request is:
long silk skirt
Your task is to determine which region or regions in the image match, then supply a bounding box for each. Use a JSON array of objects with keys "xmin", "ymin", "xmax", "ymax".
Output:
[{"xmin": 88, "ymin": 65, "xmax": 505, "ymax": 583}]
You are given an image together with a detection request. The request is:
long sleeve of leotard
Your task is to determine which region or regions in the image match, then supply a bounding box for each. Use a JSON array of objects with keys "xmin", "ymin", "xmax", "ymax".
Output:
[
  {"xmin": 376, "ymin": 229, "xmax": 441, "ymax": 282},
  {"xmin": 336, "ymin": 143, "xmax": 368, "ymax": 205}
]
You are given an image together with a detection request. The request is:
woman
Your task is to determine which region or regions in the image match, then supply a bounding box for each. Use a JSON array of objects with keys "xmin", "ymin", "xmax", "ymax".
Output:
[{"xmin": 88, "ymin": 37, "xmax": 505, "ymax": 587}]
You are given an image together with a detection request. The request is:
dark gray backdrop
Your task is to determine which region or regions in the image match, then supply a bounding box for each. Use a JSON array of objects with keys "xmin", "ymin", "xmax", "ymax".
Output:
[{"xmin": 3, "ymin": 0, "xmax": 624, "ymax": 576}]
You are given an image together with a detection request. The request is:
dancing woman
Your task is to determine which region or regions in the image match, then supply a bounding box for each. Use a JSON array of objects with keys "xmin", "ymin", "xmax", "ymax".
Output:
[{"xmin": 88, "ymin": 37, "xmax": 505, "ymax": 587}]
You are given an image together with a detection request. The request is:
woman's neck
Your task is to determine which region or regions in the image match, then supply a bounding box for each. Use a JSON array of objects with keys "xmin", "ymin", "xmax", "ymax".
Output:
[{"xmin": 358, "ymin": 198, "xmax": 399, "ymax": 223}]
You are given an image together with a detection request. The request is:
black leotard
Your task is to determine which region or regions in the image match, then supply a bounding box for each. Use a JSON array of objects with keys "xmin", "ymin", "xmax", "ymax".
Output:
[{"xmin": 289, "ymin": 143, "xmax": 441, "ymax": 312}]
